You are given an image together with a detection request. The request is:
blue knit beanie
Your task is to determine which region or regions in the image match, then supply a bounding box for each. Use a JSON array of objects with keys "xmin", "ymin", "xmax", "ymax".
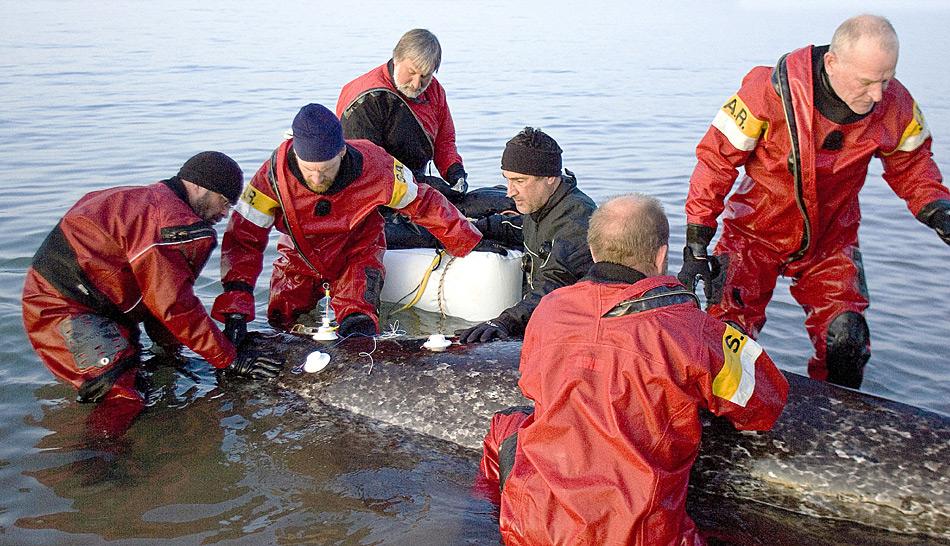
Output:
[{"xmin": 291, "ymin": 103, "xmax": 345, "ymax": 162}]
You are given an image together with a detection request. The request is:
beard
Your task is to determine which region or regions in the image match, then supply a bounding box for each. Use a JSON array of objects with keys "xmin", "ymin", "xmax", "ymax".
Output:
[
  {"xmin": 194, "ymin": 193, "xmax": 226, "ymax": 224},
  {"xmin": 397, "ymin": 80, "xmax": 430, "ymax": 99}
]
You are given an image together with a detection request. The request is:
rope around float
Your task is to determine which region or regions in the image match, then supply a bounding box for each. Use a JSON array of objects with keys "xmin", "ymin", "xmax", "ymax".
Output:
[{"xmin": 393, "ymin": 249, "xmax": 454, "ymax": 315}]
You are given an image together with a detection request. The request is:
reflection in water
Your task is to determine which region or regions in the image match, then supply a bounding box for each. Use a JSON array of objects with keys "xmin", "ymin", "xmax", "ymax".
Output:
[
  {"xmin": 19, "ymin": 365, "xmax": 247, "ymax": 540},
  {"xmin": 16, "ymin": 358, "xmax": 500, "ymax": 544}
]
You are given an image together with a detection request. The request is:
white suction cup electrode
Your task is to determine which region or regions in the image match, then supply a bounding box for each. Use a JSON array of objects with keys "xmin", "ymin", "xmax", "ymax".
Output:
[
  {"xmin": 303, "ymin": 351, "xmax": 331, "ymax": 373},
  {"xmin": 423, "ymin": 333, "xmax": 452, "ymax": 351}
]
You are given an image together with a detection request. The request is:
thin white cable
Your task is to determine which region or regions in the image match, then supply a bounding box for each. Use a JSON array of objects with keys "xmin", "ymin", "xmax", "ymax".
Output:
[
  {"xmin": 378, "ymin": 320, "xmax": 407, "ymax": 339},
  {"xmin": 360, "ymin": 336, "xmax": 377, "ymax": 375}
]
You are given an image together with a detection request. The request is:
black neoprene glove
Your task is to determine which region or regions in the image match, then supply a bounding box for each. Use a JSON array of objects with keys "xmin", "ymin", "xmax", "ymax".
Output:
[
  {"xmin": 473, "ymin": 238, "xmax": 509, "ymax": 256},
  {"xmin": 676, "ymin": 224, "xmax": 721, "ymax": 301},
  {"xmin": 456, "ymin": 317, "xmax": 511, "ymax": 343},
  {"xmin": 228, "ymin": 347, "xmax": 284, "ymax": 380},
  {"xmin": 223, "ymin": 314, "xmax": 247, "ymax": 347},
  {"xmin": 445, "ymin": 163, "xmax": 469, "ymax": 194},
  {"xmin": 338, "ymin": 313, "xmax": 378, "ymax": 337},
  {"xmin": 918, "ymin": 200, "xmax": 950, "ymax": 246},
  {"xmin": 433, "ymin": 177, "xmax": 465, "ymax": 202}
]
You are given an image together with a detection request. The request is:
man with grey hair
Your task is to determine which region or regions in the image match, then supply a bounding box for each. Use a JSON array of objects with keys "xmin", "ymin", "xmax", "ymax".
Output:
[
  {"xmin": 337, "ymin": 29, "xmax": 469, "ymax": 200},
  {"xmin": 479, "ymin": 194, "xmax": 788, "ymax": 545},
  {"xmin": 678, "ymin": 14, "xmax": 950, "ymax": 389}
]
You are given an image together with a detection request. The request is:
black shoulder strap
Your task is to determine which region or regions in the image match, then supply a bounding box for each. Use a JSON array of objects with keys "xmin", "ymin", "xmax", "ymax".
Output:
[{"xmin": 774, "ymin": 54, "xmax": 802, "ymax": 193}]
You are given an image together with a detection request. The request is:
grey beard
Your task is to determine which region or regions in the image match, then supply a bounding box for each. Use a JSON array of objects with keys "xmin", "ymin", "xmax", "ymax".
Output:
[{"xmin": 397, "ymin": 81, "xmax": 429, "ymax": 99}]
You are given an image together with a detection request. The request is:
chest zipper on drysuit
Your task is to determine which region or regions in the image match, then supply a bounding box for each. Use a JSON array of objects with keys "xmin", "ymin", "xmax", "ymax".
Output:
[
  {"xmin": 773, "ymin": 53, "xmax": 813, "ymax": 268},
  {"xmin": 523, "ymin": 238, "xmax": 555, "ymax": 290}
]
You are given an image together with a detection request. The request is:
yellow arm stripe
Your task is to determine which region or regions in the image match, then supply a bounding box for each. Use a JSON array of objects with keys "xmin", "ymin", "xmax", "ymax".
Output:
[
  {"xmin": 387, "ymin": 160, "xmax": 419, "ymax": 210},
  {"xmin": 890, "ymin": 101, "xmax": 931, "ymax": 154},
  {"xmin": 233, "ymin": 184, "xmax": 278, "ymax": 229},
  {"xmin": 711, "ymin": 94, "xmax": 768, "ymax": 151},
  {"xmin": 712, "ymin": 324, "xmax": 761, "ymax": 407}
]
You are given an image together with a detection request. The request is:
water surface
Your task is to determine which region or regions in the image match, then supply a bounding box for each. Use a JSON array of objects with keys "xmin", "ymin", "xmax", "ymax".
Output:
[{"xmin": 1, "ymin": 1, "xmax": 948, "ymax": 543}]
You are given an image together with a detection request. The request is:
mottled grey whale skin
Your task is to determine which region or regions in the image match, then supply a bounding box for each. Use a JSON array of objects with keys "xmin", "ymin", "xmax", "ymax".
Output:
[{"xmin": 251, "ymin": 330, "xmax": 949, "ymax": 541}]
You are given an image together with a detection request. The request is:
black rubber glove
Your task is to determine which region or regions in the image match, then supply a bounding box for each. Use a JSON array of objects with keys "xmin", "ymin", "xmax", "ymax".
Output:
[
  {"xmin": 918, "ymin": 200, "xmax": 950, "ymax": 246},
  {"xmin": 228, "ymin": 347, "xmax": 284, "ymax": 380},
  {"xmin": 456, "ymin": 319, "xmax": 510, "ymax": 343},
  {"xmin": 445, "ymin": 163, "xmax": 469, "ymax": 194},
  {"xmin": 677, "ymin": 224, "xmax": 720, "ymax": 297},
  {"xmin": 223, "ymin": 314, "xmax": 247, "ymax": 347},
  {"xmin": 338, "ymin": 313, "xmax": 378, "ymax": 337},
  {"xmin": 473, "ymin": 238, "xmax": 509, "ymax": 256}
]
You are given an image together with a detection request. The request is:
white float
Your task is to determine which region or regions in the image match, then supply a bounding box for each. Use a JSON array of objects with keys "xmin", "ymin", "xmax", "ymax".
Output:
[{"xmin": 381, "ymin": 248, "xmax": 523, "ymax": 322}]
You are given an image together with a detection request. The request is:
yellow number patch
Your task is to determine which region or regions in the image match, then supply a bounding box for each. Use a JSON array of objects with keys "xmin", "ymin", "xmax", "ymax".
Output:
[
  {"xmin": 712, "ymin": 324, "xmax": 761, "ymax": 407},
  {"xmin": 234, "ymin": 184, "xmax": 279, "ymax": 228}
]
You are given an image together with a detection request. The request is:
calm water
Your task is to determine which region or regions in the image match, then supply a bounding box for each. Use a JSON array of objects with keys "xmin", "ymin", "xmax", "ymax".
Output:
[{"xmin": 1, "ymin": 1, "xmax": 949, "ymax": 543}]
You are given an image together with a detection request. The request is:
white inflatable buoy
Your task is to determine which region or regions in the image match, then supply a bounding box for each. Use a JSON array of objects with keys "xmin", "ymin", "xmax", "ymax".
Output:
[
  {"xmin": 303, "ymin": 351, "xmax": 331, "ymax": 373},
  {"xmin": 381, "ymin": 248, "xmax": 524, "ymax": 322},
  {"xmin": 422, "ymin": 333, "xmax": 452, "ymax": 351}
]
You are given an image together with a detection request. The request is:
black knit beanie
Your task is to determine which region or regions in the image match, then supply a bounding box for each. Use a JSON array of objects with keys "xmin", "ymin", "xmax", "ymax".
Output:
[
  {"xmin": 177, "ymin": 151, "xmax": 244, "ymax": 204},
  {"xmin": 500, "ymin": 127, "xmax": 562, "ymax": 177}
]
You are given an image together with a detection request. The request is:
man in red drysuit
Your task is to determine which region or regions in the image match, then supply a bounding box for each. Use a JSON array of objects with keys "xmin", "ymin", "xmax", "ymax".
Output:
[
  {"xmin": 22, "ymin": 152, "xmax": 281, "ymax": 435},
  {"xmin": 337, "ymin": 28, "xmax": 468, "ymax": 199},
  {"xmin": 211, "ymin": 103, "xmax": 482, "ymax": 338},
  {"xmin": 678, "ymin": 15, "xmax": 950, "ymax": 388},
  {"xmin": 480, "ymin": 194, "xmax": 788, "ymax": 545}
]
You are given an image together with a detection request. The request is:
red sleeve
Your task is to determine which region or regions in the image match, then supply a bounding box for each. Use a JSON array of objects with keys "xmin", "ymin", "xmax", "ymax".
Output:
[
  {"xmin": 686, "ymin": 66, "xmax": 775, "ymax": 229},
  {"xmin": 696, "ymin": 316, "xmax": 789, "ymax": 431},
  {"xmin": 878, "ymin": 90, "xmax": 949, "ymax": 215},
  {"xmin": 431, "ymin": 80, "xmax": 464, "ymax": 178},
  {"xmin": 220, "ymin": 163, "xmax": 279, "ymax": 297},
  {"xmin": 384, "ymin": 161, "xmax": 480, "ymax": 256},
  {"xmin": 131, "ymin": 240, "xmax": 236, "ymax": 368},
  {"xmin": 398, "ymin": 181, "xmax": 481, "ymax": 256}
]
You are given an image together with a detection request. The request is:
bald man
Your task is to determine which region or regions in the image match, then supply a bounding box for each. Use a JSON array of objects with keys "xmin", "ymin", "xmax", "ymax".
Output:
[
  {"xmin": 678, "ymin": 14, "xmax": 950, "ymax": 389},
  {"xmin": 480, "ymin": 194, "xmax": 788, "ymax": 545}
]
